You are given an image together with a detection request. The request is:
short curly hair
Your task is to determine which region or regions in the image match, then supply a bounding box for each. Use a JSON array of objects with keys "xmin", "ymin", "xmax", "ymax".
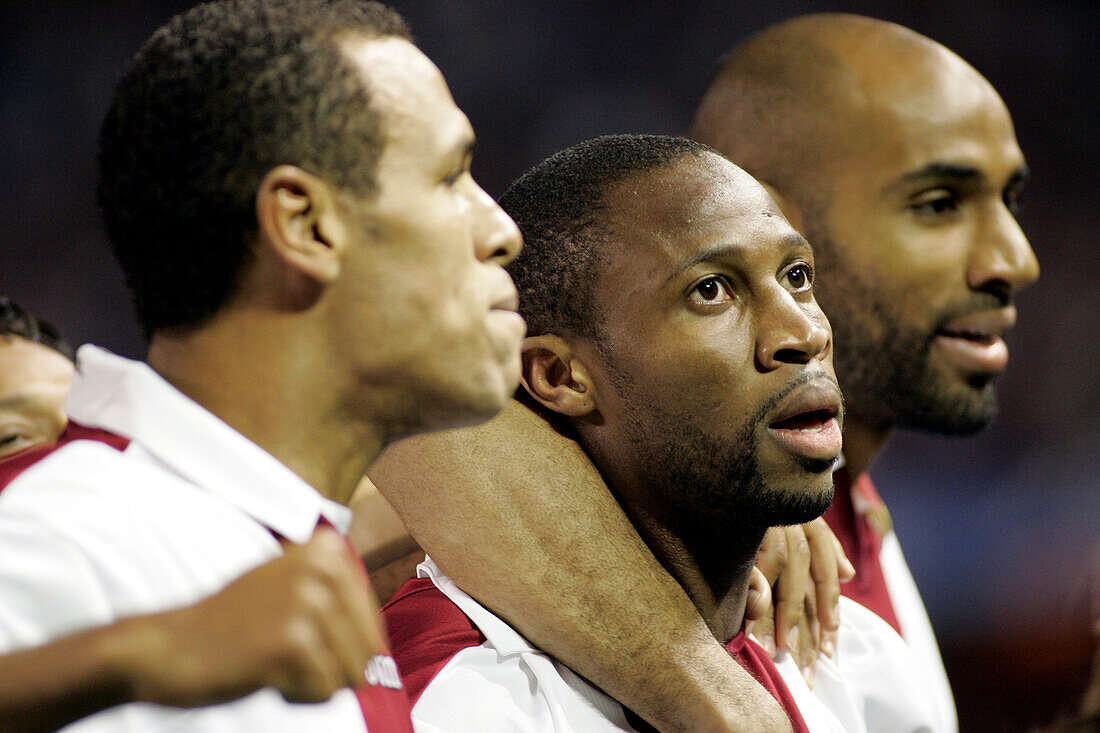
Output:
[
  {"xmin": 97, "ymin": 0, "xmax": 410, "ymax": 337},
  {"xmin": 0, "ymin": 297, "xmax": 73, "ymax": 360},
  {"xmin": 499, "ymin": 134, "xmax": 713, "ymax": 342}
]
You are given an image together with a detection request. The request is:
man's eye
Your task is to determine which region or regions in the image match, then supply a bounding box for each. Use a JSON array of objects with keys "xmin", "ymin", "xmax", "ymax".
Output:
[
  {"xmin": 689, "ymin": 277, "xmax": 732, "ymax": 306},
  {"xmin": 910, "ymin": 189, "xmax": 960, "ymax": 218},
  {"xmin": 1004, "ymin": 187, "xmax": 1023, "ymax": 216},
  {"xmin": 0, "ymin": 430, "xmax": 33, "ymax": 459},
  {"xmin": 784, "ymin": 264, "xmax": 813, "ymax": 291}
]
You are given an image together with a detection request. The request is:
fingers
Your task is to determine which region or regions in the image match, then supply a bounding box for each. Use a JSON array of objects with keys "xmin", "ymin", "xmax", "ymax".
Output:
[
  {"xmin": 820, "ymin": 628, "xmax": 838, "ymax": 661},
  {"xmin": 755, "ymin": 526, "xmax": 787, "ymax": 586},
  {"xmin": 773, "ymin": 526, "xmax": 810, "ymax": 659},
  {"xmin": 745, "ymin": 566, "xmax": 772, "ymax": 624},
  {"xmin": 133, "ymin": 526, "xmax": 387, "ymax": 708},
  {"xmin": 796, "ymin": 593, "xmax": 820, "ymax": 688},
  {"xmin": 277, "ymin": 527, "xmax": 386, "ymax": 698},
  {"xmin": 803, "ymin": 517, "xmax": 842, "ymax": 634},
  {"xmin": 753, "ymin": 608, "xmax": 777, "ymax": 657}
]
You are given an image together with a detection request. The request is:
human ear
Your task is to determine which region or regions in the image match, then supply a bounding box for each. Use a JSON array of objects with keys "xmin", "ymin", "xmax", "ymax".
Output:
[
  {"xmin": 255, "ymin": 165, "xmax": 348, "ymax": 289},
  {"xmin": 760, "ymin": 181, "xmax": 805, "ymax": 235},
  {"xmin": 520, "ymin": 335, "xmax": 598, "ymax": 418}
]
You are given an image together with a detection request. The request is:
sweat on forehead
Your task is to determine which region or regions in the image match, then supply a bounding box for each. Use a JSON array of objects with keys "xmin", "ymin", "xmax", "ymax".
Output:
[{"xmin": 500, "ymin": 134, "xmax": 718, "ymax": 340}]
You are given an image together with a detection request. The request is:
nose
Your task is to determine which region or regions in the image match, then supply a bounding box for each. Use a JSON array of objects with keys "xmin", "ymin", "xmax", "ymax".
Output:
[
  {"xmin": 967, "ymin": 202, "xmax": 1039, "ymax": 300},
  {"xmin": 472, "ymin": 185, "xmax": 522, "ymax": 266},
  {"xmin": 755, "ymin": 293, "xmax": 832, "ymax": 371}
]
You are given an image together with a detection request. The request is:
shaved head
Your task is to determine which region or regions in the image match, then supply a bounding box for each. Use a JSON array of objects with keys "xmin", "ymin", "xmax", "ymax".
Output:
[
  {"xmin": 690, "ymin": 13, "xmax": 993, "ymax": 216},
  {"xmin": 690, "ymin": 13, "xmax": 1038, "ymax": 441}
]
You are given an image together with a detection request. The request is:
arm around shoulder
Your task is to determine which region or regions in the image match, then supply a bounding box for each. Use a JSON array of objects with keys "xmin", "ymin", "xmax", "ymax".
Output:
[{"xmin": 370, "ymin": 398, "xmax": 792, "ymax": 733}]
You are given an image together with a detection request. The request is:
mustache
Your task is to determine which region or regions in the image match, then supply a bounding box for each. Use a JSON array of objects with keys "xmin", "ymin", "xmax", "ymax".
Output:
[
  {"xmin": 750, "ymin": 369, "xmax": 844, "ymax": 428},
  {"xmin": 932, "ymin": 291, "xmax": 1014, "ymax": 332}
]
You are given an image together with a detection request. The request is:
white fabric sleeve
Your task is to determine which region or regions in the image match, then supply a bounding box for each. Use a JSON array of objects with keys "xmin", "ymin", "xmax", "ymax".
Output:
[
  {"xmin": 413, "ymin": 643, "xmax": 634, "ymax": 732},
  {"xmin": 0, "ymin": 509, "xmax": 115, "ymax": 651}
]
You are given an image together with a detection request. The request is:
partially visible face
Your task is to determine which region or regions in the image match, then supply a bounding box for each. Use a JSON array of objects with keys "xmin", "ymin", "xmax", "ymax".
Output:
[
  {"xmin": 0, "ymin": 337, "xmax": 73, "ymax": 459},
  {"xmin": 808, "ymin": 54, "xmax": 1039, "ymax": 434},
  {"xmin": 334, "ymin": 38, "xmax": 524, "ymax": 438},
  {"xmin": 577, "ymin": 153, "xmax": 842, "ymax": 530}
]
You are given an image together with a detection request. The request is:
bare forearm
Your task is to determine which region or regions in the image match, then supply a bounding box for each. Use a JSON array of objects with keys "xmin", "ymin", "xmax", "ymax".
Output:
[
  {"xmin": 0, "ymin": 622, "xmax": 140, "ymax": 733},
  {"xmin": 371, "ymin": 398, "xmax": 791, "ymax": 733}
]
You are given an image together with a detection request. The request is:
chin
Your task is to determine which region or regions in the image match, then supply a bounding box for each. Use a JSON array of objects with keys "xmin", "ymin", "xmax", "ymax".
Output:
[
  {"xmin": 768, "ymin": 474, "xmax": 835, "ymax": 527},
  {"xmin": 900, "ymin": 377, "xmax": 998, "ymax": 436}
]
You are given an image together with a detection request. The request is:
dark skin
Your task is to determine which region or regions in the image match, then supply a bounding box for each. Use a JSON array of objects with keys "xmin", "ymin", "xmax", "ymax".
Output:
[
  {"xmin": 687, "ymin": 13, "xmax": 1039, "ymax": 478},
  {"xmin": 523, "ymin": 152, "xmax": 841, "ymax": 649}
]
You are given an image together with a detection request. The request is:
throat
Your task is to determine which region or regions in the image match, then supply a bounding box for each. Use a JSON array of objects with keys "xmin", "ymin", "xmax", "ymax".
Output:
[{"xmin": 634, "ymin": 512, "xmax": 766, "ymax": 643}]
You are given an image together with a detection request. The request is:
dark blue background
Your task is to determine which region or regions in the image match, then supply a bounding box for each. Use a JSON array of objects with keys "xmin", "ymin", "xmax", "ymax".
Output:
[{"xmin": 2, "ymin": 2, "xmax": 1097, "ymax": 729}]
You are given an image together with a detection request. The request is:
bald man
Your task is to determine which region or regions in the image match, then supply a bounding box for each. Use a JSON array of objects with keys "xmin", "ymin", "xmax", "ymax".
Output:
[
  {"xmin": 358, "ymin": 12, "xmax": 1036, "ymax": 733},
  {"xmin": 687, "ymin": 13, "xmax": 1038, "ymax": 728}
]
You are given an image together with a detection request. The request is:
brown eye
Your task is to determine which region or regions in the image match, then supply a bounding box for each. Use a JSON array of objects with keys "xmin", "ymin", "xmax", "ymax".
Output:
[
  {"xmin": 688, "ymin": 276, "xmax": 733, "ymax": 307},
  {"xmin": 696, "ymin": 279, "xmax": 721, "ymax": 300},
  {"xmin": 909, "ymin": 188, "xmax": 960, "ymax": 219},
  {"xmin": 784, "ymin": 264, "xmax": 812, "ymax": 292}
]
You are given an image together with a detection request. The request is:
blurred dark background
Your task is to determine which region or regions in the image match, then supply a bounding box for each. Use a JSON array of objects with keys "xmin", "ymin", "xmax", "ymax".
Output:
[{"xmin": 1, "ymin": 1, "xmax": 1097, "ymax": 729}]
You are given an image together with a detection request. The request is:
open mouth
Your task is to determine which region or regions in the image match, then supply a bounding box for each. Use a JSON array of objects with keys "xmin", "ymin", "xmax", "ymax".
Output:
[
  {"xmin": 932, "ymin": 307, "xmax": 1016, "ymax": 374},
  {"xmin": 936, "ymin": 326, "xmax": 998, "ymax": 345},
  {"xmin": 769, "ymin": 406, "xmax": 837, "ymax": 432},
  {"xmin": 766, "ymin": 381, "xmax": 843, "ymax": 463}
]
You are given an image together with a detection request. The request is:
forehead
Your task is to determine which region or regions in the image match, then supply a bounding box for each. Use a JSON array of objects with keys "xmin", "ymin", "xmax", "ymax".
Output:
[
  {"xmin": 0, "ymin": 337, "xmax": 74, "ymax": 399},
  {"xmin": 342, "ymin": 36, "xmax": 473, "ymax": 168},
  {"xmin": 847, "ymin": 50, "xmax": 1024, "ymax": 183},
  {"xmin": 601, "ymin": 153, "xmax": 796, "ymax": 277}
]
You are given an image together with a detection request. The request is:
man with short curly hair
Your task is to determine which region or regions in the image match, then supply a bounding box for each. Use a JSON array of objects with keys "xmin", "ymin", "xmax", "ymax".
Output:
[{"xmin": 0, "ymin": 2, "xmax": 523, "ymax": 732}]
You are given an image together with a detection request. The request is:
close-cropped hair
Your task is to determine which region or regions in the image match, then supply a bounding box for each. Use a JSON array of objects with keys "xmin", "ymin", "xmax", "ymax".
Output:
[
  {"xmin": 0, "ymin": 297, "xmax": 74, "ymax": 361},
  {"xmin": 97, "ymin": 0, "xmax": 410, "ymax": 338},
  {"xmin": 500, "ymin": 134, "xmax": 714, "ymax": 341}
]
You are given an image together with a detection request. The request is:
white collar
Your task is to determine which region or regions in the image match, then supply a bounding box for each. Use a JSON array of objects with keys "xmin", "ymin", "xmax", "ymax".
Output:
[
  {"xmin": 418, "ymin": 556, "xmax": 538, "ymax": 657},
  {"xmin": 65, "ymin": 345, "xmax": 351, "ymax": 542}
]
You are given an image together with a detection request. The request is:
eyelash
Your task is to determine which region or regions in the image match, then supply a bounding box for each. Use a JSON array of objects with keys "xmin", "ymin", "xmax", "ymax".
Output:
[
  {"xmin": 784, "ymin": 263, "xmax": 814, "ymax": 291},
  {"xmin": 910, "ymin": 189, "xmax": 960, "ymax": 218},
  {"xmin": 691, "ymin": 276, "xmax": 730, "ymax": 303}
]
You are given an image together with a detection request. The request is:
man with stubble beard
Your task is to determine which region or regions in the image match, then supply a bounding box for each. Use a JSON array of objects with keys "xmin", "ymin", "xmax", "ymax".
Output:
[
  {"xmin": 355, "ymin": 13, "xmax": 1036, "ymax": 733},
  {"xmin": 688, "ymin": 14, "xmax": 1040, "ymax": 729},
  {"xmin": 382, "ymin": 135, "xmax": 945, "ymax": 733}
]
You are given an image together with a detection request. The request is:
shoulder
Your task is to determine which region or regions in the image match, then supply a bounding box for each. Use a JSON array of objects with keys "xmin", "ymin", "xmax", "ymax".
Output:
[
  {"xmin": 0, "ymin": 422, "xmax": 130, "ymax": 496},
  {"xmin": 385, "ymin": 572, "xmax": 634, "ymax": 732},
  {"xmin": 830, "ymin": 597, "xmax": 952, "ymax": 733}
]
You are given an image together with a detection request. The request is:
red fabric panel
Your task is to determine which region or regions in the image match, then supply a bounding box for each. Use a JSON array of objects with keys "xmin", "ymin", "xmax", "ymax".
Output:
[
  {"xmin": 382, "ymin": 577, "xmax": 487, "ymax": 706},
  {"xmin": 823, "ymin": 466, "xmax": 902, "ymax": 635},
  {"xmin": 0, "ymin": 421, "xmax": 130, "ymax": 492},
  {"xmin": 313, "ymin": 518, "xmax": 415, "ymax": 732},
  {"xmin": 726, "ymin": 631, "xmax": 811, "ymax": 733}
]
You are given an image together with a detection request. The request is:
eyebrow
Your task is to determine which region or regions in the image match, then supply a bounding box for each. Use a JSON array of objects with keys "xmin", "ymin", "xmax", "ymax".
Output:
[
  {"xmin": 888, "ymin": 161, "xmax": 1031, "ymax": 193},
  {"xmin": 666, "ymin": 232, "xmax": 810, "ymax": 284},
  {"xmin": 446, "ymin": 129, "xmax": 476, "ymax": 165},
  {"xmin": 0, "ymin": 394, "xmax": 32, "ymax": 411}
]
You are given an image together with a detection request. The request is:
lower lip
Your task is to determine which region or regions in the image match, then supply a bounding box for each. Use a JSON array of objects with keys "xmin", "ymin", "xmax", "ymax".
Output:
[
  {"xmin": 490, "ymin": 309, "xmax": 526, "ymax": 340},
  {"xmin": 768, "ymin": 417, "xmax": 842, "ymax": 462},
  {"xmin": 933, "ymin": 334, "xmax": 1009, "ymax": 374}
]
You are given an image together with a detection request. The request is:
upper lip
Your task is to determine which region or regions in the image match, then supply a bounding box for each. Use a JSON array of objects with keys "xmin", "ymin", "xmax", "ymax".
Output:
[
  {"xmin": 767, "ymin": 378, "xmax": 842, "ymax": 428},
  {"xmin": 491, "ymin": 287, "xmax": 520, "ymax": 313},
  {"xmin": 937, "ymin": 306, "xmax": 1017, "ymax": 339}
]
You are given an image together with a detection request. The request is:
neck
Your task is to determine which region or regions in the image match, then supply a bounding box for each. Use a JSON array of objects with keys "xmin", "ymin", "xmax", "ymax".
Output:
[
  {"xmin": 618, "ymin": 493, "xmax": 767, "ymax": 644},
  {"xmin": 839, "ymin": 414, "xmax": 892, "ymax": 477},
  {"xmin": 146, "ymin": 314, "xmax": 384, "ymax": 505}
]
